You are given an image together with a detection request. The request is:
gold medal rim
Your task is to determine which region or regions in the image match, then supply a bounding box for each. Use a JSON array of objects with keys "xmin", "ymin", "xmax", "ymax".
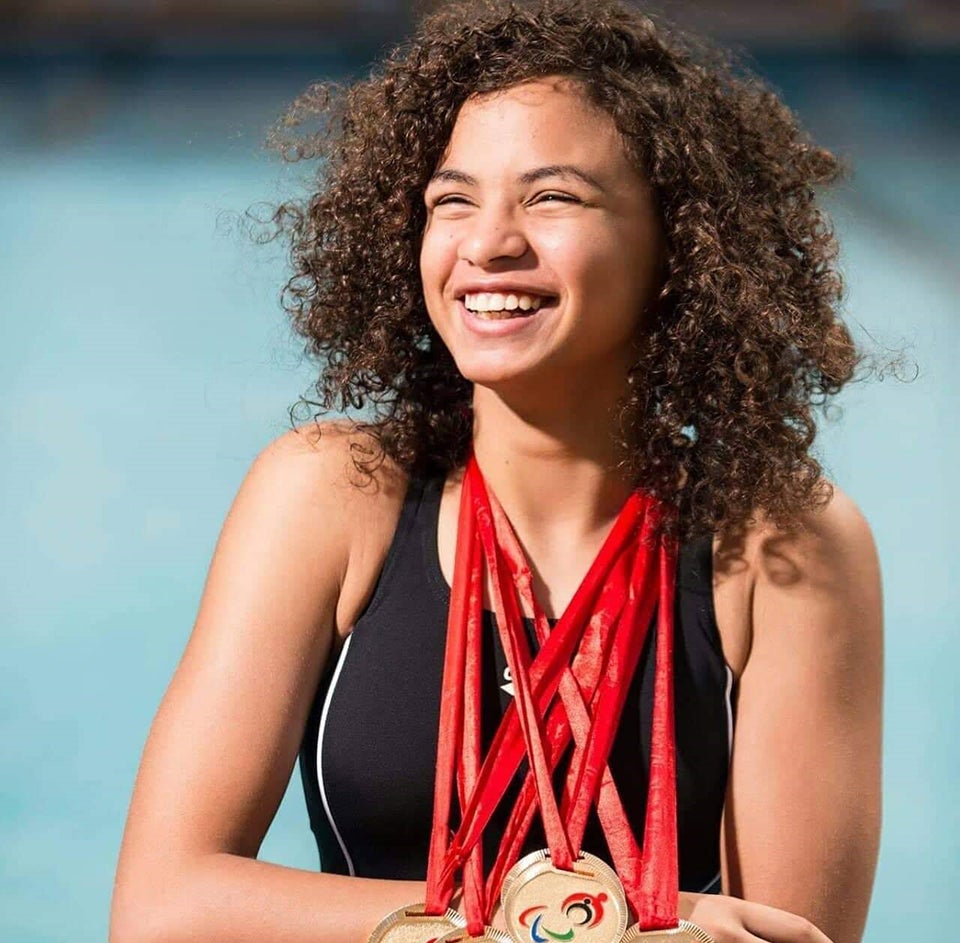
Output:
[
  {"xmin": 500, "ymin": 848, "xmax": 624, "ymax": 904},
  {"xmin": 366, "ymin": 902, "xmax": 466, "ymax": 943},
  {"xmin": 620, "ymin": 919, "xmax": 716, "ymax": 943},
  {"xmin": 433, "ymin": 927, "xmax": 514, "ymax": 943},
  {"xmin": 499, "ymin": 848, "xmax": 629, "ymax": 941}
]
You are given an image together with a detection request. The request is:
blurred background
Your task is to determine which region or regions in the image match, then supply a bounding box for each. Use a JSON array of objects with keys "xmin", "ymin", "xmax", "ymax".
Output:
[{"xmin": 1, "ymin": 1, "xmax": 957, "ymax": 941}]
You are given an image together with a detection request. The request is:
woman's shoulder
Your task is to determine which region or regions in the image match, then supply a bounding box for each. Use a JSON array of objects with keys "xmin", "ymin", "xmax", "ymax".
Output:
[
  {"xmin": 736, "ymin": 480, "xmax": 877, "ymax": 591},
  {"xmin": 712, "ymin": 479, "xmax": 880, "ymax": 679},
  {"xmin": 250, "ymin": 420, "xmax": 411, "ymax": 635},
  {"xmin": 256, "ymin": 420, "xmax": 406, "ymax": 491}
]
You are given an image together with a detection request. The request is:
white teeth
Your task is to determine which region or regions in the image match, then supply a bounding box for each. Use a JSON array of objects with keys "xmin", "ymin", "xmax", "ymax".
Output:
[{"xmin": 463, "ymin": 291, "xmax": 546, "ymax": 314}]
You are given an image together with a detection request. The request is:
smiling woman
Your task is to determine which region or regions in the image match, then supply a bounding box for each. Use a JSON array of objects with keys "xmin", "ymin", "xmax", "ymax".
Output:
[
  {"xmin": 420, "ymin": 78, "xmax": 664, "ymax": 393},
  {"xmin": 110, "ymin": 3, "xmax": 882, "ymax": 943},
  {"xmin": 263, "ymin": 0, "xmax": 859, "ymax": 541}
]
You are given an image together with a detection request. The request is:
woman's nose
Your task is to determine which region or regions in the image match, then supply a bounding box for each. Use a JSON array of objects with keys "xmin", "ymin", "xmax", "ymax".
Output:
[{"xmin": 458, "ymin": 205, "xmax": 529, "ymax": 266}]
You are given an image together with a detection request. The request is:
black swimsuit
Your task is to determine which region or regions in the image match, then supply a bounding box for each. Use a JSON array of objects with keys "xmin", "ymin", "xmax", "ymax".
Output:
[{"xmin": 298, "ymin": 474, "xmax": 734, "ymax": 893}]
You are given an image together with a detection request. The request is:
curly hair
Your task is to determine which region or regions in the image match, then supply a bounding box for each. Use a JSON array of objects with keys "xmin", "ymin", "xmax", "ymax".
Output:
[{"xmin": 267, "ymin": 0, "xmax": 861, "ymax": 539}]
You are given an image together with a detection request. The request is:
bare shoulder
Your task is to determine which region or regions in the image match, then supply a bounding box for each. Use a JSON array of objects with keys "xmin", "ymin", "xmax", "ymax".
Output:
[
  {"xmin": 255, "ymin": 419, "xmax": 403, "ymax": 504},
  {"xmin": 712, "ymin": 481, "xmax": 882, "ymax": 678},
  {"xmin": 250, "ymin": 420, "xmax": 410, "ymax": 636},
  {"xmin": 744, "ymin": 481, "xmax": 880, "ymax": 606}
]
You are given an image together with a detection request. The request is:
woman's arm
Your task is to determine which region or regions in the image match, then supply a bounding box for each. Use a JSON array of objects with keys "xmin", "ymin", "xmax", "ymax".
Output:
[
  {"xmin": 683, "ymin": 484, "xmax": 883, "ymax": 943},
  {"xmin": 109, "ymin": 425, "xmax": 416, "ymax": 943}
]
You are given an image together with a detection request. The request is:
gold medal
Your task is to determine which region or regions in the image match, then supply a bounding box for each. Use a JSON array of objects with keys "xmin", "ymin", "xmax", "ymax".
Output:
[
  {"xmin": 500, "ymin": 849, "xmax": 629, "ymax": 943},
  {"xmin": 434, "ymin": 928, "xmax": 514, "ymax": 943},
  {"xmin": 620, "ymin": 921, "xmax": 715, "ymax": 943},
  {"xmin": 366, "ymin": 903, "xmax": 466, "ymax": 943}
]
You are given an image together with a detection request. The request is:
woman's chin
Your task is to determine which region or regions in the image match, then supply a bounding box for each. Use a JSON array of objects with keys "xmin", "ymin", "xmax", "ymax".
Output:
[{"xmin": 453, "ymin": 354, "xmax": 539, "ymax": 390}]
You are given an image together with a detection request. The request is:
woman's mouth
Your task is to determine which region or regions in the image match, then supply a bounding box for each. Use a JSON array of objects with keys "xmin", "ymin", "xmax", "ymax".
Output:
[
  {"xmin": 461, "ymin": 290, "xmax": 551, "ymax": 320},
  {"xmin": 457, "ymin": 295, "xmax": 557, "ymax": 335}
]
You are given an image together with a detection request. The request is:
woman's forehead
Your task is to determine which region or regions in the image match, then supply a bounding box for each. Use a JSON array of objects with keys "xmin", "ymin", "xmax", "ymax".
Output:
[{"xmin": 437, "ymin": 79, "xmax": 637, "ymax": 188}]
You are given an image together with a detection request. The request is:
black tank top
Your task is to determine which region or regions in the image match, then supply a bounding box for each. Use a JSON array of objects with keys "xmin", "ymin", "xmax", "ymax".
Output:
[{"xmin": 298, "ymin": 474, "xmax": 734, "ymax": 894}]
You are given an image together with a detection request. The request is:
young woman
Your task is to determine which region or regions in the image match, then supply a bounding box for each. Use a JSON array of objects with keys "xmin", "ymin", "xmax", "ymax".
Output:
[{"xmin": 110, "ymin": 3, "xmax": 883, "ymax": 943}]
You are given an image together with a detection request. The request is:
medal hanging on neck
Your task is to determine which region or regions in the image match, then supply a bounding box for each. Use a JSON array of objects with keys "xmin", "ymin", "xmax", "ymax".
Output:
[
  {"xmin": 463, "ymin": 456, "xmax": 716, "ymax": 943},
  {"xmin": 367, "ymin": 452, "xmax": 714, "ymax": 943},
  {"xmin": 469, "ymin": 458, "xmax": 642, "ymax": 943},
  {"xmin": 430, "ymin": 455, "xmax": 647, "ymax": 942}
]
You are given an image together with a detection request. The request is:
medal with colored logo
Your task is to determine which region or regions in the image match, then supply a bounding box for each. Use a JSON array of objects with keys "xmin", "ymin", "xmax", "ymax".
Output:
[{"xmin": 499, "ymin": 849, "xmax": 628, "ymax": 943}]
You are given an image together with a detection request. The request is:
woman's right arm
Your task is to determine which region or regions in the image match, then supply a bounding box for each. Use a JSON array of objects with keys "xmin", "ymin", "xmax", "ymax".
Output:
[{"xmin": 109, "ymin": 425, "xmax": 422, "ymax": 943}]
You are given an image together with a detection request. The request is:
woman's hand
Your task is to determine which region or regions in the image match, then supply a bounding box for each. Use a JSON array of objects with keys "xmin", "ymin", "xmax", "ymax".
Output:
[{"xmin": 680, "ymin": 892, "xmax": 834, "ymax": 943}]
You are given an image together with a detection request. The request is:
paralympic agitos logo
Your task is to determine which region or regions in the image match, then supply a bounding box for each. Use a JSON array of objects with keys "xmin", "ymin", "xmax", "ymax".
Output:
[{"xmin": 518, "ymin": 891, "xmax": 609, "ymax": 941}]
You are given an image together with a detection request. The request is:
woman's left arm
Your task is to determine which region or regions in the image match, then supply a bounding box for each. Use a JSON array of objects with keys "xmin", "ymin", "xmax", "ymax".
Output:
[{"xmin": 713, "ymin": 484, "xmax": 883, "ymax": 943}]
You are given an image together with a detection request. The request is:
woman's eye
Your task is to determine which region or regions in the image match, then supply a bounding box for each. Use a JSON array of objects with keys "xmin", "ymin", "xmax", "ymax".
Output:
[
  {"xmin": 533, "ymin": 192, "xmax": 579, "ymax": 204},
  {"xmin": 431, "ymin": 193, "xmax": 580, "ymax": 208}
]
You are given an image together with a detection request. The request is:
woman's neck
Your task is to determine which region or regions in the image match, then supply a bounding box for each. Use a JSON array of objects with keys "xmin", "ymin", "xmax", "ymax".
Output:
[{"xmin": 470, "ymin": 382, "xmax": 634, "ymax": 544}]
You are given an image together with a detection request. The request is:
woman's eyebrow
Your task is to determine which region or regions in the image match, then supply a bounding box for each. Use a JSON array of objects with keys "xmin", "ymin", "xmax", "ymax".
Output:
[
  {"xmin": 427, "ymin": 164, "xmax": 604, "ymax": 190},
  {"xmin": 520, "ymin": 165, "xmax": 604, "ymax": 189}
]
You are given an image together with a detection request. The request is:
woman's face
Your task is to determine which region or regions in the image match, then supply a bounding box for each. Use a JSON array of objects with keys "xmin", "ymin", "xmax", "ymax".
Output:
[{"xmin": 419, "ymin": 76, "xmax": 664, "ymax": 394}]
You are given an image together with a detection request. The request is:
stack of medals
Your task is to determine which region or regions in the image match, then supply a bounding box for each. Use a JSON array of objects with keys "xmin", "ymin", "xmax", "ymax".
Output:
[{"xmin": 367, "ymin": 454, "xmax": 715, "ymax": 943}]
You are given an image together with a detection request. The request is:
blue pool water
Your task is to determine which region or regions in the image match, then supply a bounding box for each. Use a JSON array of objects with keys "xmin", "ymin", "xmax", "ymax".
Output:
[{"xmin": 1, "ymin": 50, "xmax": 957, "ymax": 943}]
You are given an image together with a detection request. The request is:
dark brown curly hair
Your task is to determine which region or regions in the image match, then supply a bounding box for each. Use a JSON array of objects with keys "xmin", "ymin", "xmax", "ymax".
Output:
[{"xmin": 268, "ymin": 0, "xmax": 862, "ymax": 539}]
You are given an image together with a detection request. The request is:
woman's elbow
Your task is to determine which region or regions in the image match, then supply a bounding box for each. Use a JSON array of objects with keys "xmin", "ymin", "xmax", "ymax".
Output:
[{"xmin": 109, "ymin": 868, "xmax": 191, "ymax": 943}]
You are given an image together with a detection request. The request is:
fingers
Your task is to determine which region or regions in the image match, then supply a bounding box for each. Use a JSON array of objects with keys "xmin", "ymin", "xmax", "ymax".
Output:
[
  {"xmin": 739, "ymin": 900, "xmax": 834, "ymax": 943},
  {"xmin": 679, "ymin": 891, "xmax": 834, "ymax": 943}
]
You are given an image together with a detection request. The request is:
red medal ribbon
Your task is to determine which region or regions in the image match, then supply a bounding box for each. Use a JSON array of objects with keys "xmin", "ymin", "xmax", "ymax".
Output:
[
  {"xmin": 424, "ymin": 466, "xmax": 479, "ymax": 916},
  {"xmin": 636, "ymin": 540, "xmax": 679, "ymax": 929},
  {"xmin": 438, "ymin": 480, "xmax": 646, "ymax": 891},
  {"xmin": 481, "ymin": 477, "xmax": 659, "ymax": 917},
  {"xmin": 458, "ymin": 511, "xmax": 486, "ymax": 934},
  {"xmin": 484, "ymin": 542, "xmax": 635, "ymax": 903},
  {"xmin": 474, "ymin": 459, "xmax": 673, "ymax": 918},
  {"xmin": 426, "ymin": 452, "xmax": 682, "ymax": 933}
]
